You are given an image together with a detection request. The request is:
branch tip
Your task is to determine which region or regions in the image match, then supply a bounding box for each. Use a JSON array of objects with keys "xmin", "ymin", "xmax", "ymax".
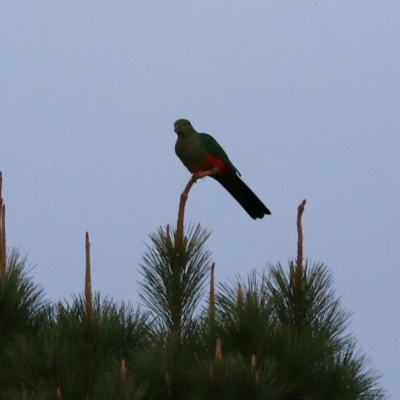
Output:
[{"xmin": 296, "ymin": 199, "xmax": 307, "ymax": 269}]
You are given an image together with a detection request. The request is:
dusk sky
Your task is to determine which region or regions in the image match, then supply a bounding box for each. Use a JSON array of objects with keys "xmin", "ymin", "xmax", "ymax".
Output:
[{"xmin": 1, "ymin": 2, "xmax": 399, "ymax": 397}]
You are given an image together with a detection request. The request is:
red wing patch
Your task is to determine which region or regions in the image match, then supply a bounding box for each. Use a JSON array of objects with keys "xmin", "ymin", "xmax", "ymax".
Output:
[{"xmin": 188, "ymin": 154, "xmax": 227, "ymax": 174}]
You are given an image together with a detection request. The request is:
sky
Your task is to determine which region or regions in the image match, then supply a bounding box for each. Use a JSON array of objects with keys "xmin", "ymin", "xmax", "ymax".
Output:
[{"xmin": 1, "ymin": 2, "xmax": 399, "ymax": 397}]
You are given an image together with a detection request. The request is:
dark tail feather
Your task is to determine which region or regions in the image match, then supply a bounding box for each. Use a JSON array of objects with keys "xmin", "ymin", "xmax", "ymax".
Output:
[{"xmin": 214, "ymin": 173, "xmax": 271, "ymax": 219}]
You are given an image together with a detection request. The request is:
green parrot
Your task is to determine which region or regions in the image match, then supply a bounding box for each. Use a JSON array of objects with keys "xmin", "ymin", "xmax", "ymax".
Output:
[{"xmin": 174, "ymin": 119, "xmax": 271, "ymax": 219}]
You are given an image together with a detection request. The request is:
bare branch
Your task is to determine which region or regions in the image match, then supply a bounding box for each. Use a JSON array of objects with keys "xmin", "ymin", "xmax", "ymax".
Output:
[
  {"xmin": 0, "ymin": 172, "xmax": 6, "ymax": 276},
  {"xmin": 209, "ymin": 263, "xmax": 215, "ymax": 322},
  {"xmin": 296, "ymin": 199, "xmax": 307, "ymax": 270},
  {"xmin": 85, "ymin": 232, "xmax": 93, "ymax": 322},
  {"xmin": 176, "ymin": 170, "xmax": 214, "ymax": 245}
]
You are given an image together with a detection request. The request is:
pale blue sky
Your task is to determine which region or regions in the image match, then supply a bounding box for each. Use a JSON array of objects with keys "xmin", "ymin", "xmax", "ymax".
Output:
[{"xmin": 1, "ymin": 2, "xmax": 399, "ymax": 397}]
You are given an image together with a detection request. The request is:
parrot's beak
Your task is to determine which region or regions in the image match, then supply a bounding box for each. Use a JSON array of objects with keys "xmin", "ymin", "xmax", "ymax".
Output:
[{"xmin": 174, "ymin": 125, "xmax": 180, "ymax": 133}]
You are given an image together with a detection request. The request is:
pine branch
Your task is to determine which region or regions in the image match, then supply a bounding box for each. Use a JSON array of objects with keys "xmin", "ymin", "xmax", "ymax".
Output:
[{"xmin": 139, "ymin": 224, "xmax": 212, "ymax": 344}]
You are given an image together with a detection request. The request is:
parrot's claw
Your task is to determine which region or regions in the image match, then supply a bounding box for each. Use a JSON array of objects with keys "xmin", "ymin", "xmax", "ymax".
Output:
[{"xmin": 192, "ymin": 172, "xmax": 203, "ymax": 182}]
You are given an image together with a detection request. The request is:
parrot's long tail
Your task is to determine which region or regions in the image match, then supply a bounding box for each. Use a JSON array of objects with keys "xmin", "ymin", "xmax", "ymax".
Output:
[{"xmin": 214, "ymin": 172, "xmax": 271, "ymax": 219}]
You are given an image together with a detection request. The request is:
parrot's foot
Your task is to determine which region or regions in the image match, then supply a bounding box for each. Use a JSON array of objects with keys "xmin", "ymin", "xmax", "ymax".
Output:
[{"xmin": 192, "ymin": 169, "xmax": 216, "ymax": 182}]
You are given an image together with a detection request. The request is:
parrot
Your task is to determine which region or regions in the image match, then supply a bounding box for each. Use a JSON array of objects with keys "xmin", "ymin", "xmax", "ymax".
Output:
[{"xmin": 174, "ymin": 119, "xmax": 271, "ymax": 219}]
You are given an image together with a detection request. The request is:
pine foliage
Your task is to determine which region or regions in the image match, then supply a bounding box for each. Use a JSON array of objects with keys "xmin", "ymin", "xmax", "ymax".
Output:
[{"xmin": 0, "ymin": 172, "xmax": 386, "ymax": 399}]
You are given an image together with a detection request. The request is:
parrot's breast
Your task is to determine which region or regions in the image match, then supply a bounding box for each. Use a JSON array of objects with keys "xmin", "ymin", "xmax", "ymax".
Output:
[{"xmin": 175, "ymin": 136, "xmax": 207, "ymax": 167}]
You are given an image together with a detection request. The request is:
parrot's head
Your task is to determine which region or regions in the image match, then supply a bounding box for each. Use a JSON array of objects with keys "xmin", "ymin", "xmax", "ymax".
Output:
[{"xmin": 174, "ymin": 119, "xmax": 194, "ymax": 135}]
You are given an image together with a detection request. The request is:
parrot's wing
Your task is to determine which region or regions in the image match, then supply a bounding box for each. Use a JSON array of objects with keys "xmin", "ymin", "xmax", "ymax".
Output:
[{"xmin": 199, "ymin": 133, "xmax": 241, "ymax": 176}]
